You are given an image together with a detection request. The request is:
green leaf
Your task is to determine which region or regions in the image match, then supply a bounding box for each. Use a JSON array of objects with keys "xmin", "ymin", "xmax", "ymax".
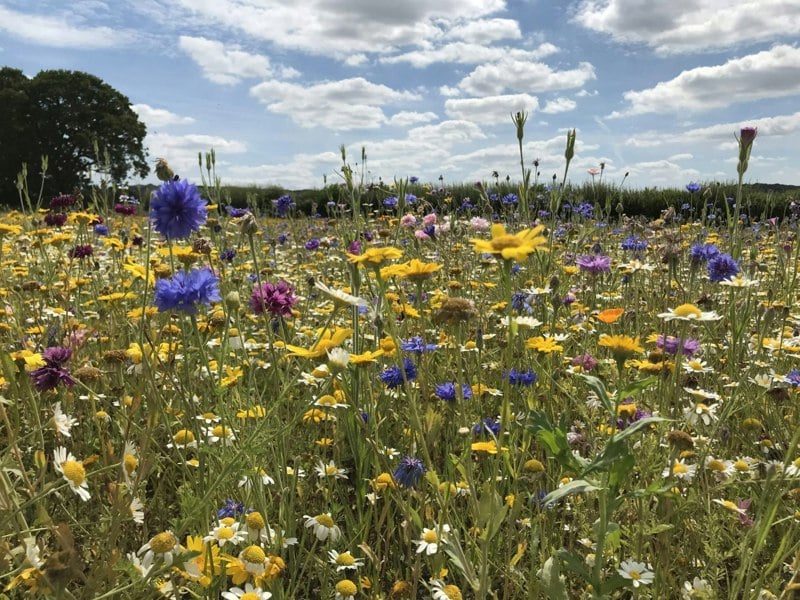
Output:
[
  {"xmin": 539, "ymin": 556, "xmax": 569, "ymax": 600},
  {"xmin": 612, "ymin": 415, "xmax": 668, "ymax": 443},
  {"xmin": 618, "ymin": 375, "xmax": 658, "ymax": 398},
  {"xmin": 542, "ymin": 478, "xmax": 601, "ymax": 506},
  {"xmin": 644, "ymin": 523, "xmax": 674, "ymax": 535},
  {"xmin": 557, "ymin": 548, "xmax": 593, "ymax": 581},
  {"xmin": 579, "ymin": 374, "xmax": 614, "ymax": 415}
]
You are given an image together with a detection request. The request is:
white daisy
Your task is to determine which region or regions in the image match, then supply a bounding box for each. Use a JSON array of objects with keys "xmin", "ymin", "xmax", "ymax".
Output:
[
  {"xmin": 53, "ymin": 446, "xmax": 91, "ymax": 501},
  {"xmin": 221, "ymin": 583, "xmax": 272, "ymax": 600},
  {"xmin": 51, "ymin": 402, "xmax": 77, "ymax": 437},
  {"xmin": 138, "ymin": 531, "xmax": 182, "ymax": 567},
  {"xmin": 315, "ymin": 460, "xmax": 348, "ymax": 481},
  {"xmin": 414, "ymin": 524, "xmax": 450, "ymax": 556},
  {"xmin": 303, "ymin": 513, "xmax": 341, "ymax": 542},
  {"xmin": 328, "ymin": 549, "xmax": 365, "ymax": 572},
  {"xmin": 618, "ymin": 559, "xmax": 654, "ymax": 588},
  {"xmin": 657, "ymin": 304, "xmax": 722, "ymax": 321},
  {"xmin": 204, "ymin": 519, "xmax": 248, "ymax": 547}
]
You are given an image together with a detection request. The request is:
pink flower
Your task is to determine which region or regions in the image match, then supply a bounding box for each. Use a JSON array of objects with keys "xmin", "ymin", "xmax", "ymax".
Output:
[
  {"xmin": 422, "ymin": 213, "xmax": 437, "ymax": 226},
  {"xmin": 400, "ymin": 214, "xmax": 417, "ymax": 228},
  {"xmin": 414, "ymin": 229, "xmax": 431, "ymax": 240},
  {"xmin": 470, "ymin": 217, "xmax": 490, "ymax": 231}
]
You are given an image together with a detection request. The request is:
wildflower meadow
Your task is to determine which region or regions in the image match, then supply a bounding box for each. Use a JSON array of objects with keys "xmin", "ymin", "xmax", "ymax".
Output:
[{"xmin": 3, "ymin": 127, "xmax": 800, "ymax": 600}]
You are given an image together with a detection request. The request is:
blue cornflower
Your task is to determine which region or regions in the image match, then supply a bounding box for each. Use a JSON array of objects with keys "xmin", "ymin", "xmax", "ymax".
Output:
[
  {"xmin": 393, "ymin": 455, "xmax": 426, "ymax": 488},
  {"xmin": 707, "ymin": 252, "xmax": 740, "ymax": 282},
  {"xmin": 216, "ymin": 498, "xmax": 245, "ymax": 519},
  {"xmin": 405, "ymin": 193, "xmax": 417, "ymax": 205},
  {"xmin": 620, "ymin": 235, "xmax": 647, "ymax": 251},
  {"xmin": 383, "ymin": 196, "xmax": 398, "ymax": 208},
  {"xmin": 273, "ymin": 194, "xmax": 295, "ymax": 217},
  {"xmin": 422, "ymin": 224, "xmax": 436, "ymax": 239},
  {"xmin": 504, "ymin": 368, "xmax": 537, "ymax": 386},
  {"xmin": 689, "ymin": 242, "xmax": 720, "ymax": 264},
  {"xmin": 379, "ymin": 358, "xmax": 417, "ymax": 389},
  {"xmin": 501, "ymin": 193, "xmax": 518, "ymax": 205},
  {"xmin": 686, "ymin": 182, "xmax": 701, "ymax": 193},
  {"xmin": 401, "ymin": 337, "xmax": 438, "ymax": 353},
  {"xmin": 305, "ymin": 238, "xmax": 320, "ymax": 250},
  {"xmin": 149, "ymin": 179, "xmax": 207, "ymax": 240},
  {"xmin": 409, "ymin": 176, "xmax": 419, "ymax": 184},
  {"xmin": 220, "ymin": 248, "xmax": 236, "ymax": 262},
  {"xmin": 574, "ymin": 202, "xmax": 593, "ymax": 218},
  {"xmin": 277, "ymin": 232, "xmax": 289, "ymax": 244},
  {"xmin": 225, "ymin": 205, "xmax": 249, "ymax": 218},
  {"xmin": 434, "ymin": 382, "xmax": 472, "ymax": 402},
  {"xmin": 473, "ymin": 417, "xmax": 501, "ymax": 437},
  {"xmin": 154, "ymin": 267, "xmax": 221, "ymax": 314},
  {"xmin": 785, "ymin": 369, "xmax": 800, "ymax": 387},
  {"xmin": 511, "ymin": 291, "xmax": 533, "ymax": 313},
  {"xmin": 94, "ymin": 223, "xmax": 109, "ymax": 236}
]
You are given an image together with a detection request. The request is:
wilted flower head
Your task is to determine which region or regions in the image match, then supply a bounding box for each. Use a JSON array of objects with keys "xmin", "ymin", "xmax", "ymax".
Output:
[{"xmin": 150, "ymin": 179, "xmax": 207, "ymax": 240}]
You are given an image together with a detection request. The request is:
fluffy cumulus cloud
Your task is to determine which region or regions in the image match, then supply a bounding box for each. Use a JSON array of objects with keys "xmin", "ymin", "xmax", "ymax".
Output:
[
  {"xmin": 456, "ymin": 57, "xmax": 595, "ymax": 96},
  {"xmin": 0, "ymin": 5, "xmax": 136, "ymax": 48},
  {"xmin": 132, "ymin": 104, "xmax": 195, "ymax": 128},
  {"xmin": 610, "ymin": 45, "xmax": 800, "ymax": 116},
  {"xmin": 167, "ymin": 0, "xmax": 506, "ymax": 57},
  {"xmin": 444, "ymin": 94, "xmax": 540, "ymax": 124},
  {"xmin": 573, "ymin": 0, "xmax": 800, "ymax": 54},
  {"xmin": 541, "ymin": 97, "xmax": 577, "ymax": 114},
  {"xmin": 382, "ymin": 41, "xmax": 559, "ymax": 68},
  {"xmin": 249, "ymin": 77, "xmax": 420, "ymax": 130},
  {"xmin": 178, "ymin": 36, "xmax": 273, "ymax": 85},
  {"xmin": 387, "ymin": 111, "xmax": 439, "ymax": 127}
]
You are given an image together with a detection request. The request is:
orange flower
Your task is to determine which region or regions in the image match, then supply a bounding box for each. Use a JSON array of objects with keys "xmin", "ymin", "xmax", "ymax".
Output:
[{"xmin": 596, "ymin": 308, "xmax": 624, "ymax": 324}]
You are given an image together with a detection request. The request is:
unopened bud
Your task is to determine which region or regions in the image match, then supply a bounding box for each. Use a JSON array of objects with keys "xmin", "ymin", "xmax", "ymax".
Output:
[
  {"xmin": 564, "ymin": 128, "xmax": 576, "ymax": 162},
  {"xmin": 225, "ymin": 291, "xmax": 241, "ymax": 310},
  {"xmin": 239, "ymin": 213, "xmax": 259, "ymax": 236}
]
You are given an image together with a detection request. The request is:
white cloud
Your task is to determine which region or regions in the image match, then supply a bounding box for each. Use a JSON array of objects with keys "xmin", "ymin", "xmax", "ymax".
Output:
[
  {"xmin": 439, "ymin": 85, "xmax": 461, "ymax": 97},
  {"xmin": 541, "ymin": 97, "xmax": 577, "ymax": 114},
  {"xmin": 250, "ymin": 77, "xmax": 420, "ymax": 130},
  {"xmin": 444, "ymin": 18, "xmax": 521, "ymax": 44},
  {"xmin": 383, "ymin": 42, "xmax": 558, "ymax": 68},
  {"xmin": 178, "ymin": 36, "xmax": 272, "ymax": 85},
  {"xmin": 668, "ymin": 153, "xmax": 693, "ymax": 161},
  {"xmin": 132, "ymin": 104, "xmax": 195, "ymax": 128},
  {"xmin": 407, "ymin": 120, "xmax": 487, "ymax": 144},
  {"xmin": 387, "ymin": 111, "xmax": 439, "ymax": 127},
  {"xmin": 168, "ymin": 0, "xmax": 505, "ymax": 57},
  {"xmin": 573, "ymin": 0, "xmax": 800, "ymax": 55},
  {"xmin": 344, "ymin": 54, "xmax": 369, "ymax": 67},
  {"xmin": 224, "ymin": 151, "xmax": 340, "ymax": 189},
  {"xmin": 0, "ymin": 5, "xmax": 135, "ymax": 48},
  {"xmin": 457, "ymin": 57, "xmax": 595, "ymax": 96},
  {"xmin": 145, "ymin": 132, "xmax": 248, "ymax": 181},
  {"xmin": 610, "ymin": 45, "xmax": 800, "ymax": 117},
  {"xmin": 444, "ymin": 94, "xmax": 540, "ymax": 124},
  {"xmin": 625, "ymin": 111, "xmax": 800, "ymax": 147}
]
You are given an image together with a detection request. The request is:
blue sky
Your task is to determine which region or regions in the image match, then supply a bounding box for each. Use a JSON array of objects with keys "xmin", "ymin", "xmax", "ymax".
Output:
[{"xmin": 1, "ymin": 0, "xmax": 799, "ymax": 190}]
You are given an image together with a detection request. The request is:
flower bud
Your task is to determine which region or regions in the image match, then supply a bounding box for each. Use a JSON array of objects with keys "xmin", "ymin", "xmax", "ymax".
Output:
[
  {"xmin": 225, "ymin": 291, "xmax": 241, "ymax": 310},
  {"xmin": 239, "ymin": 212, "xmax": 259, "ymax": 236},
  {"xmin": 511, "ymin": 110, "xmax": 527, "ymax": 142},
  {"xmin": 564, "ymin": 129, "xmax": 576, "ymax": 162}
]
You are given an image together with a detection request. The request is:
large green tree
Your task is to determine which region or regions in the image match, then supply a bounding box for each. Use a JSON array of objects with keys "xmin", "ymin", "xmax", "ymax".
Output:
[{"xmin": 0, "ymin": 67, "xmax": 149, "ymax": 204}]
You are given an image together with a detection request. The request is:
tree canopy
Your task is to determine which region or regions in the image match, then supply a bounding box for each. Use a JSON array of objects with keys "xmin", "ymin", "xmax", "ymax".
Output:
[{"xmin": 0, "ymin": 67, "xmax": 149, "ymax": 204}]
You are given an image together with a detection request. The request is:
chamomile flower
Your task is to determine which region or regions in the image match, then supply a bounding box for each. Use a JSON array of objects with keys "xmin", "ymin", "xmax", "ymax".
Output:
[
  {"xmin": 713, "ymin": 498, "xmax": 748, "ymax": 515},
  {"xmin": 657, "ymin": 303, "xmax": 721, "ymax": 322},
  {"xmin": 53, "ymin": 446, "xmax": 91, "ymax": 501},
  {"xmin": 51, "ymin": 402, "xmax": 77, "ymax": 436},
  {"xmin": 129, "ymin": 497, "xmax": 145, "ymax": 524},
  {"xmin": 138, "ymin": 531, "xmax": 182, "ymax": 567},
  {"xmin": 618, "ymin": 560, "xmax": 654, "ymax": 588},
  {"xmin": 304, "ymin": 513, "xmax": 341, "ymax": 542},
  {"xmin": 121, "ymin": 441, "xmax": 139, "ymax": 483},
  {"xmin": 431, "ymin": 579, "xmax": 464, "ymax": 600},
  {"xmin": 315, "ymin": 460, "xmax": 348, "ymax": 480},
  {"xmin": 221, "ymin": 583, "xmax": 272, "ymax": 600},
  {"xmin": 682, "ymin": 359, "xmax": 713, "ymax": 374},
  {"xmin": 683, "ymin": 401, "xmax": 719, "ymax": 426},
  {"xmin": 205, "ymin": 519, "xmax": 248, "ymax": 547},
  {"xmin": 415, "ymin": 524, "xmax": 450, "ymax": 555},
  {"xmin": 663, "ymin": 459, "xmax": 697, "ymax": 482},
  {"xmin": 334, "ymin": 579, "xmax": 358, "ymax": 600},
  {"xmin": 784, "ymin": 457, "xmax": 800, "ymax": 477},
  {"xmin": 167, "ymin": 428, "xmax": 198, "ymax": 449},
  {"xmin": 682, "ymin": 577, "xmax": 711, "ymax": 599},
  {"xmin": 205, "ymin": 424, "xmax": 236, "ymax": 445},
  {"xmin": 238, "ymin": 468, "xmax": 275, "ymax": 490},
  {"xmin": 328, "ymin": 550, "xmax": 365, "ymax": 572},
  {"xmin": 704, "ymin": 456, "xmax": 734, "ymax": 481}
]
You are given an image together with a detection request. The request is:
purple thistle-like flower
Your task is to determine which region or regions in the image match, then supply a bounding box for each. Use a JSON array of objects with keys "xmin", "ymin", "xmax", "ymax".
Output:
[
  {"xmin": 249, "ymin": 280, "xmax": 298, "ymax": 317},
  {"xmin": 114, "ymin": 202, "xmax": 138, "ymax": 216},
  {"xmin": 686, "ymin": 182, "xmax": 701, "ymax": 193},
  {"xmin": 154, "ymin": 268, "xmax": 221, "ymax": 315},
  {"xmin": 49, "ymin": 194, "xmax": 76, "ymax": 210},
  {"xmin": 149, "ymin": 179, "xmax": 207, "ymax": 240},
  {"xmin": 571, "ymin": 354, "xmax": 598, "ymax": 371},
  {"xmin": 707, "ymin": 252, "xmax": 740, "ymax": 282},
  {"xmin": 44, "ymin": 213, "xmax": 68, "ymax": 227},
  {"xmin": 576, "ymin": 254, "xmax": 611, "ymax": 274},
  {"xmin": 305, "ymin": 238, "xmax": 320, "ymax": 251},
  {"xmin": 393, "ymin": 456, "xmax": 427, "ymax": 488},
  {"xmin": 68, "ymin": 244, "xmax": 93, "ymax": 259},
  {"xmin": 30, "ymin": 346, "xmax": 75, "ymax": 392}
]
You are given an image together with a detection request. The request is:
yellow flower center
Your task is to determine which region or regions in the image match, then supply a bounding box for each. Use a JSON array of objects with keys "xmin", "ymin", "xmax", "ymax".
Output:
[
  {"xmin": 696, "ymin": 403, "xmax": 709, "ymax": 413},
  {"xmin": 217, "ymin": 527, "xmax": 234, "ymax": 540},
  {"xmin": 173, "ymin": 429, "xmax": 195, "ymax": 444},
  {"xmin": 524, "ymin": 459, "xmax": 545, "ymax": 473},
  {"xmin": 241, "ymin": 545, "xmax": 266, "ymax": 564},
  {"xmin": 719, "ymin": 500, "xmax": 739, "ymax": 512},
  {"xmin": 211, "ymin": 425, "xmax": 230, "ymax": 437},
  {"xmin": 62, "ymin": 460, "xmax": 86, "ymax": 486},
  {"xmin": 793, "ymin": 458, "xmax": 800, "ymax": 467},
  {"xmin": 325, "ymin": 465, "xmax": 338, "ymax": 476},
  {"xmin": 149, "ymin": 532, "xmax": 177, "ymax": 554},
  {"xmin": 246, "ymin": 511, "xmax": 266, "ymax": 529},
  {"xmin": 490, "ymin": 234, "xmax": 521, "ymax": 251},
  {"xmin": 201, "ymin": 412, "xmax": 217, "ymax": 421},
  {"xmin": 674, "ymin": 303, "xmax": 702, "ymax": 318},
  {"xmin": 442, "ymin": 584, "xmax": 463, "ymax": 600},
  {"xmin": 123, "ymin": 453, "xmax": 138, "ymax": 475},
  {"xmin": 336, "ymin": 552, "xmax": 355, "ymax": 566},
  {"xmin": 422, "ymin": 530, "xmax": 439, "ymax": 543},
  {"xmin": 673, "ymin": 462, "xmax": 688, "ymax": 474},
  {"xmin": 733, "ymin": 459, "xmax": 750, "ymax": 472},
  {"xmin": 707, "ymin": 459, "xmax": 725, "ymax": 472},
  {"xmin": 240, "ymin": 593, "xmax": 260, "ymax": 600},
  {"xmin": 629, "ymin": 570, "xmax": 641, "ymax": 581},
  {"xmin": 315, "ymin": 514, "xmax": 334, "ymax": 528},
  {"xmin": 335, "ymin": 580, "xmax": 357, "ymax": 595}
]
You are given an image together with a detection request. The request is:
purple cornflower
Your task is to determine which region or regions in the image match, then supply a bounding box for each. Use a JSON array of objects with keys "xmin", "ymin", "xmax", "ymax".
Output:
[
  {"xmin": 379, "ymin": 358, "xmax": 417, "ymax": 389},
  {"xmin": 434, "ymin": 382, "xmax": 472, "ymax": 402},
  {"xmin": 149, "ymin": 179, "xmax": 207, "ymax": 240},
  {"xmin": 689, "ymin": 243, "xmax": 720, "ymax": 264},
  {"xmin": 68, "ymin": 244, "xmax": 93, "ymax": 259},
  {"xmin": 621, "ymin": 235, "xmax": 647, "ymax": 251},
  {"xmin": 655, "ymin": 335, "xmax": 700, "ymax": 357},
  {"xmin": 114, "ymin": 202, "xmax": 137, "ymax": 216},
  {"xmin": 785, "ymin": 369, "xmax": 800, "ymax": 387},
  {"xmin": 44, "ymin": 213, "xmax": 68, "ymax": 227},
  {"xmin": 220, "ymin": 248, "xmax": 236, "ymax": 262},
  {"xmin": 154, "ymin": 268, "xmax": 221, "ymax": 315},
  {"xmin": 504, "ymin": 368, "xmax": 537, "ymax": 386},
  {"xmin": 571, "ymin": 354, "xmax": 598, "ymax": 371},
  {"xmin": 576, "ymin": 254, "xmax": 612, "ymax": 274},
  {"xmin": 49, "ymin": 194, "xmax": 76, "ymax": 210},
  {"xmin": 250, "ymin": 280, "xmax": 298, "ymax": 317},
  {"xmin": 707, "ymin": 252, "xmax": 740, "ymax": 282},
  {"xmin": 501, "ymin": 193, "xmax": 518, "ymax": 205},
  {"xmin": 30, "ymin": 347, "xmax": 76, "ymax": 392},
  {"xmin": 574, "ymin": 202, "xmax": 593, "ymax": 218},
  {"xmin": 273, "ymin": 195, "xmax": 295, "ymax": 218},
  {"xmin": 393, "ymin": 456, "xmax": 426, "ymax": 488},
  {"xmin": 305, "ymin": 238, "xmax": 320, "ymax": 251}
]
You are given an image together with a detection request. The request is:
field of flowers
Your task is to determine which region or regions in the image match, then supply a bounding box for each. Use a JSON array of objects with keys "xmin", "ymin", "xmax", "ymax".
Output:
[{"xmin": 2, "ymin": 132, "xmax": 800, "ymax": 599}]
